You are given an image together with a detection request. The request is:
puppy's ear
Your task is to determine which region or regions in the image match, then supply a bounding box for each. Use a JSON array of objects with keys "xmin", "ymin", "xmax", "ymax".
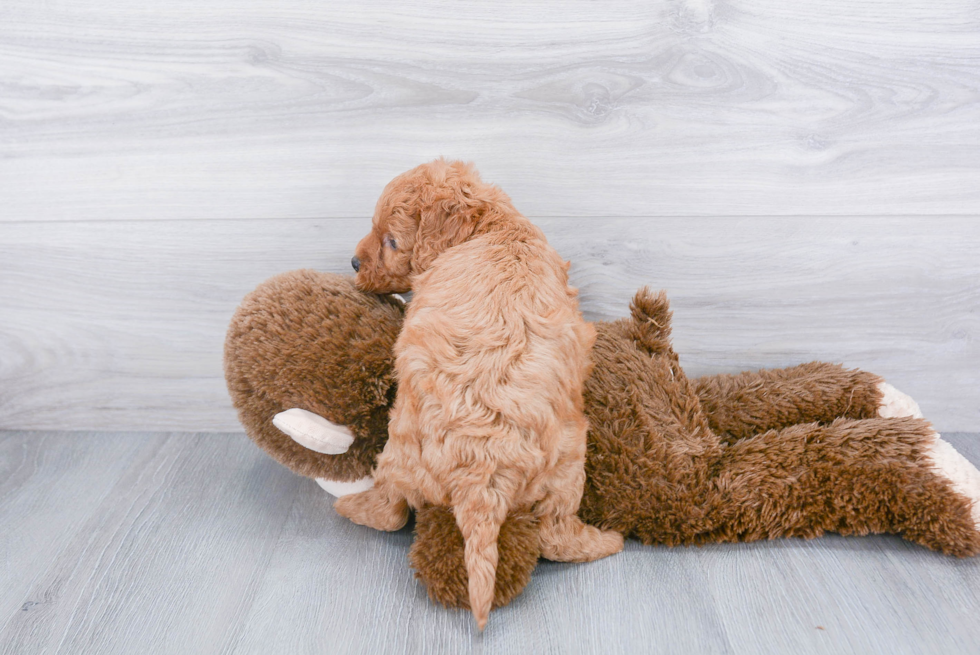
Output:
[
  {"xmin": 412, "ymin": 202, "xmax": 480, "ymax": 271},
  {"xmin": 411, "ymin": 162, "xmax": 485, "ymax": 272}
]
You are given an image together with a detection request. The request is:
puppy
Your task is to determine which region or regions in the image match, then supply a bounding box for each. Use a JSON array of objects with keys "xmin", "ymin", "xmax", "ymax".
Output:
[{"xmin": 334, "ymin": 160, "xmax": 623, "ymax": 628}]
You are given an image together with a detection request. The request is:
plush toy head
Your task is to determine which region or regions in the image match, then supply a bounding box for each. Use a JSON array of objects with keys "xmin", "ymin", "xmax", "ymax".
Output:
[{"xmin": 224, "ymin": 270, "xmax": 404, "ymax": 482}]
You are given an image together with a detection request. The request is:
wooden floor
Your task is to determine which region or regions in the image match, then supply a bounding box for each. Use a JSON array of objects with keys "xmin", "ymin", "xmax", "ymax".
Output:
[{"xmin": 3, "ymin": 430, "xmax": 980, "ymax": 655}]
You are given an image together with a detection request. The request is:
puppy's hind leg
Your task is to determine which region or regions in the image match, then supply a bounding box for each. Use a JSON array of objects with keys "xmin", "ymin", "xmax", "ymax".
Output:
[
  {"xmin": 536, "ymin": 441, "xmax": 624, "ymax": 562},
  {"xmin": 334, "ymin": 431, "xmax": 417, "ymax": 531},
  {"xmin": 539, "ymin": 514, "xmax": 624, "ymax": 562}
]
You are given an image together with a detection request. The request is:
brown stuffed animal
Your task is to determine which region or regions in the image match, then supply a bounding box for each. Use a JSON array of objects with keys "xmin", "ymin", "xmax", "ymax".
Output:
[{"xmin": 225, "ymin": 270, "xmax": 980, "ymax": 611}]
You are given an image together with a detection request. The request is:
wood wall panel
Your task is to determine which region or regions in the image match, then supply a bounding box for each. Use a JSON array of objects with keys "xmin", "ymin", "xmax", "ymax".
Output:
[
  {"xmin": 1, "ymin": 217, "xmax": 976, "ymax": 431},
  {"xmin": 1, "ymin": 0, "xmax": 978, "ymax": 221}
]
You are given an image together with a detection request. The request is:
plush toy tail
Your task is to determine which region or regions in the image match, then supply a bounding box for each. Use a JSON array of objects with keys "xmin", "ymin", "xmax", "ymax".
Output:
[
  {"xmin": 455, "ymin": 487, "xmax": 509, "ymax": 630},
  {"xmin": 628, "ymin": 287, "xmax": 674, "ymax": 356}
]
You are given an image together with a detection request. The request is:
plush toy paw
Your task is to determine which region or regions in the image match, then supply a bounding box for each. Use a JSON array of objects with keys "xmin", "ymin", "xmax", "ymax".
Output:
[
  {"xmin": 272, "ymin": 408, "xmax": 355, "ymax": 455},
  {"xmin": 877, "ymin": 382, "xmax": 924, "ymax": 419},
  {"xmin": 315, "ymin": 476, "xmax": 376, "ymax": 497},
  {"xmin": 926, "ymin": 430, "xmax": 980, "ymax": 530}
]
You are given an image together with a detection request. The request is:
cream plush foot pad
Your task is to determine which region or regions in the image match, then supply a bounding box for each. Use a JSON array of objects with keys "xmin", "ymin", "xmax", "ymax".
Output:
[
  {"xmin": 877, "ymin": 382, "xmax": 924, "ymax": 419},
  {"xmin": 926, "ymin": 431, "xmax": 980, "ymax": 529},
  {"xmin": 272, "ymin": 408, "xmax": 355, "ymax": 455}
]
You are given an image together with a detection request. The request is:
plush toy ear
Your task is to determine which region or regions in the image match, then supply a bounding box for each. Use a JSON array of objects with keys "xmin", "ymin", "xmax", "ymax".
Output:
[{"xmin": 409, "ymin": 505, "xmax": 541, "ymax": 610}]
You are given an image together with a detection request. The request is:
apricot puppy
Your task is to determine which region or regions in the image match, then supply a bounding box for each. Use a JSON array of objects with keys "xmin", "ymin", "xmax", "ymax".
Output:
[{"xmin": 334, "ymin": 160, "xmax": 623, "ymax": 629}]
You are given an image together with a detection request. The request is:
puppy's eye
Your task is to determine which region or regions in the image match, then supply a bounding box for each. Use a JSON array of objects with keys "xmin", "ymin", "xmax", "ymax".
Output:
[{"xmin": 384, "ymin": 235, "xmax": 397, "ymax": 250}]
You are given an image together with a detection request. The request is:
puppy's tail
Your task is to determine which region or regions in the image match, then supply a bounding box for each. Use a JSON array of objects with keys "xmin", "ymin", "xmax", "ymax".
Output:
[{"xmin": 455, "ymin": 486, "xmax": 509, "ymax": 631}]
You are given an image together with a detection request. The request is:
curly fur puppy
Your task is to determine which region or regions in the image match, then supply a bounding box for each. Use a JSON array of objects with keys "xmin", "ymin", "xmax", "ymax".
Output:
[{"xmin": 334, "ymin": 160, "xmax": 624, "ymax": 628}]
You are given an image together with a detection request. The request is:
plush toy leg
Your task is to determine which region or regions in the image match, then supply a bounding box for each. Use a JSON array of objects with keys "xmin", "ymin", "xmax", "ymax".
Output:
[
  {"xmin": 700, "ymin": 417, "xmax": 980, "ymax": 556},
  {"xmin": 694, "ymin": 363, "xmax": 885, "ymax": 442}
]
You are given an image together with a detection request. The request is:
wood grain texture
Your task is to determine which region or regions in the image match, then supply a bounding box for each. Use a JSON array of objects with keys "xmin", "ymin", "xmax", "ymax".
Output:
[
  {"xmin": 0, "ymin": 431, "xmax": 304, "ymax": 655},
  {"xmin": 2, "ymin": 431, "xmax": 980, "ymax": 655},
  {"xmin": 0, "ymin": 432, "xmax": 151, "ymax": 626},
  {"xmin": 1, "ymin": 217, "xmax": 977, "ymax": 432},
  {"xmin": 1, "ymin": 0, "xmax": 979, "ymax": 220}
]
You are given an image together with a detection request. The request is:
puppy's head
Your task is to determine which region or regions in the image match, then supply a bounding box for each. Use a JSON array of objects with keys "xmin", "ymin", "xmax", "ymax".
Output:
[{"xmin": 352, "ymin": 159, "xmax": 495, "ymax": 293}]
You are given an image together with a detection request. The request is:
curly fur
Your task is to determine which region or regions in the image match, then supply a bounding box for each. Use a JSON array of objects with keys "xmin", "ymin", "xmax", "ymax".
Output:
[{"xmin": 334, "ymin": 160, "xmax": 623, "ymax": 629}]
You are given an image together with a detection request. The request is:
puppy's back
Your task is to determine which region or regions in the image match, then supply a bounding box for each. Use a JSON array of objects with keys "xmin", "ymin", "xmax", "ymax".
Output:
[{"xmin": 396, "ymin": 235, "xmax": 592, "ymax": 444}]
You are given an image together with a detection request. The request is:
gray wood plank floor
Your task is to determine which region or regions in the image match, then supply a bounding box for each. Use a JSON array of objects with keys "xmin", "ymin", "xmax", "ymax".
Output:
[{"xmin": 3, "ymin": 431, "xmax": 980, "ymax": 655}]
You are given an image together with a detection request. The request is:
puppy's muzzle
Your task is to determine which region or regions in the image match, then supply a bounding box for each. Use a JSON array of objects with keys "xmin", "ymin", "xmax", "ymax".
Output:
[{"xmin": 351, "ymin": 256, "xmax": 361, "ymax": 272}]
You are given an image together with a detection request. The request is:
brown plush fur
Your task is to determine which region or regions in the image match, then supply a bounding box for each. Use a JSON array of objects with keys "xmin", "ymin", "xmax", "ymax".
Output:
[
  {"xmin": 410, "ymin": 506, "xmax": 541, "ymax": 611},
  {"xmin": 224, "ymin": 270, "xmax": 404, "ymax": 481},
  {"xmin": 695, "ymin": 362, "xmax": 883, "ymax": 445},
  {"xmin": 225, "ymin": 271, "xmax": 980, "ymax": 613},
  {"xmin": 335, "ymin": 160, "xmax": 622, "ymax": 629}
]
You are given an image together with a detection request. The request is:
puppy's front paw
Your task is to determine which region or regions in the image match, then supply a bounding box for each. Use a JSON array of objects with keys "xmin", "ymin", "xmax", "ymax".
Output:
[
  {"xmin": 877, "ymin": 382, "xmax": 924, "ymax": 419},
  {"xmin": 273, "ymin": 408, "xmax": 355, "ymax": 455},
  {"xmin": 334, "ymin": 488, "xmax": 409, "ymax": 531}
]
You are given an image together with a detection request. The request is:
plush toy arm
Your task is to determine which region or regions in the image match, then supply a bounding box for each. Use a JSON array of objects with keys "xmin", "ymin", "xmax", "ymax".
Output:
[{"xmin": 693, "ymin": 362, "xmax": 887, "ymax": 442}]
